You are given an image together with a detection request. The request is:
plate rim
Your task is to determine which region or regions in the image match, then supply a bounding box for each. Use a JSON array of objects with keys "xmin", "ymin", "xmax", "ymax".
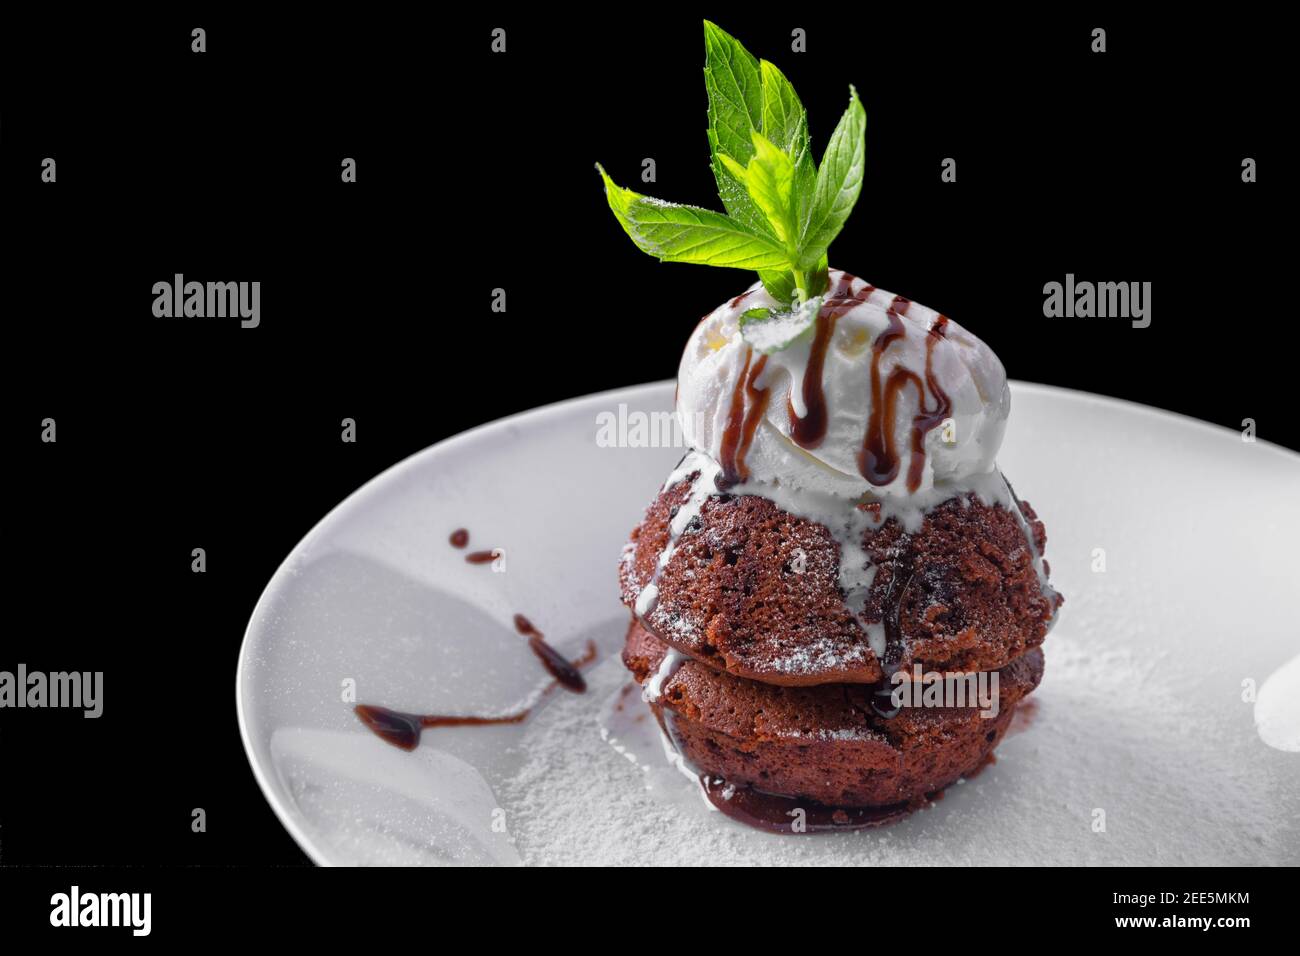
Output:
[{"xmin": 234, "ymin": 379, "xmax": 1299, "ymax": 866}]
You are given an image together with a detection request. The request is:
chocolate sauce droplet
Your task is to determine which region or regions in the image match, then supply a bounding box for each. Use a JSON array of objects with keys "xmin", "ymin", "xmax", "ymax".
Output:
[
  {"xmin": 527, "ymin": 637, "xmax": 587, "ymax": 692},
  {"xmin": 515, "ymin": 614, "xmax": 586, "ymax": 692},
  {"xmin": 353, "ymin": 704, "xmax": 424, "ymax": 751},
  {"xmin": 353, "ymin": 704, "xmax": 530, "ymax": 751},
  {"xmin": 449, "ymin": 528, "xmax": 469, "ymax": 548}
]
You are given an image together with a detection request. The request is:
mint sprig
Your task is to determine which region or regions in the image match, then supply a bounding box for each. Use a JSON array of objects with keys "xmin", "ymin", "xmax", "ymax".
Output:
[
  {"xmin": 597, "ymin": 20, "xmax": 866, "ymax": 316},
  {"xmin": 597, "ymin": 165, "xmax": 789, "ymax": 270},
  {"xmin": 801, "ymin": 86, "xmax": 867, "ymax": 271}
]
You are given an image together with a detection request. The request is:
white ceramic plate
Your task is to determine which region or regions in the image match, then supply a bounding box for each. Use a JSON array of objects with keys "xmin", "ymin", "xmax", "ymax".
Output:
[{"xmin": 236, "ymin": 381, "xmax": 1300, "ymax": 866}]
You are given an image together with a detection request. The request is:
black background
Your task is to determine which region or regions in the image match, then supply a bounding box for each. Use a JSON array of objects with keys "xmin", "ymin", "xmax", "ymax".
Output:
[{"xmin": 0, "ymin": 5, "xmax": 1291, "ymax": 881}]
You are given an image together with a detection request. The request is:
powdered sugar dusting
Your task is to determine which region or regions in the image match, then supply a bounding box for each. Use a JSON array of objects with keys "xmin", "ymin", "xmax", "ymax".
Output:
[
  {"xmin": 494, "ymin": 628, "xmax": 1298, "ymax": 865},
  {"xmin": 767, "ymin": 633, "xmax": 870, "ymax": 677}
]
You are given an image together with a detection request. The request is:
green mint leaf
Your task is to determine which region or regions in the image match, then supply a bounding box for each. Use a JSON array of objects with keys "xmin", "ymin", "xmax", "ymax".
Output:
[
  {"xmin": 598, "ymin": 23, "xmax": 867, "ymax": 312},
  {"xmin": 805, "ymin": 255, "xmax": 830, "ymax": 298},
  {"xmin": 703, "ymin": 21, "xmax": 763, "ymax": 163},
  {"xmin": 758, "ymin": 269, "xmax": 796, "ymax": 303},
  {"xmin": 739, "ymin": 295, "xmax": 824, "ymax": 354},
  {"xmin": 719, "ymin": 136, "xmax": 804, "ymax": 298},
  {"xmin": 759, "ymin": 59, "xmax": 817, "ymax": 227},
  {"xmin": 596, "ymin": 164, "xmax": 789, "ymax": 270},
  {"xmin": 744, "ymin": 131, "xmax": 798, "ymax": 246},
  {"xmin": 710, "ymin": 141, "xmax": 773, "ymax": 239},
  {"xmin": 704, "ymin": 21, "xmax": 773, "ymax": 239},
  {"xmin": 718, "ymin": 153, "xmax": 749, "ymax": 184},
  {"xmin": 799, "ymin": 85, "xmax": 866, "ymax": 270},
  {"xmin": 758, "ymin": 60, "xmax": 803, "ymax": 153}
]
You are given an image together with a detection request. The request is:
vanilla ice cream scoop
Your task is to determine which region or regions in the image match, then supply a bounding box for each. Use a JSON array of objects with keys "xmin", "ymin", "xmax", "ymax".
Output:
[{"xmin": 677, "ymin": 270, "xmax": 1010, "ymax": 501}]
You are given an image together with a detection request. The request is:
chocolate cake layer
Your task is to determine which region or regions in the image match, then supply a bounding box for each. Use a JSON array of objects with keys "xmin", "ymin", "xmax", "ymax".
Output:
[
  {"xmin": 623, "ymin": 619, "xmax": 1043, "ymax": 809},
  {"xmin": 620, "ymin": 469, "xmax": 1061, "ymax": 686}
]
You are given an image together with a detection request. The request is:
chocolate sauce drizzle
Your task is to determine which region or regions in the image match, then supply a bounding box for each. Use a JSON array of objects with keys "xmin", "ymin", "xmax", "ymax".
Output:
[
  {"xmin": 716, "ymin": 273, "xmax": 878, "ymax": 483},
  {"xmin": 906, "ymin": 316, "xmax": 952, "ymax": 492},
  {"xmin": 354, "ymin": 703, "xmax": 529, "ymax": 751},
  {"xmin": 514, "ymin": 614, "xmax": 587, "ymax": 692},
  {"xmin": 716, "ymin": 348, "xmax": 770, "ymax": 489},
  {"xmin": 859, "ymin": 296, "xmax": 953, "ymax": 492},
  {"xmin": 859, "ymin": 296, "xmax": 915, "ymax": 486},
  {"xmin": 354, "ymin": 639, "xmax": 596, "ymax": 751},
  {"xmin": 788, "ymin": 272, "xmax": 869, "ymax": 449},
  {"xmin": 465, "ymin": 550, "xmax": 497, "ymax": 564},
  {"xmin": 717, "ymin": 274, "xmax": 953, "ymax": 492},
  {"xmin": 788, "ymin": 312, "xmax": 837, "ymax": 448}
]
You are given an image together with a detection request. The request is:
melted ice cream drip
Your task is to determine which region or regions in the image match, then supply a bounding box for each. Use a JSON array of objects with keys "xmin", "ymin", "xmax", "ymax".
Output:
[
  {"xmin": 634, "ymin": 451, "xmax": 722, "ymax": 618},
  {"xmin": 642, "ymin": 647, "xmax": 686, "ymax": 703},
  {"xmin": 730, "ymin": 466, "xmax": 1033, "ymax": 641},
  {"xmin": 1001, "ymin": 473, "xmax": 1062, "ymax": 624}
]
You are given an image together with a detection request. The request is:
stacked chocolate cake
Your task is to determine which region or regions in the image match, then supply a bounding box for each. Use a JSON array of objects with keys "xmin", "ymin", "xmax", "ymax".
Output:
[{"xmin": 616, "ymin": 274, "xmax": 1062, "ymax": 828}]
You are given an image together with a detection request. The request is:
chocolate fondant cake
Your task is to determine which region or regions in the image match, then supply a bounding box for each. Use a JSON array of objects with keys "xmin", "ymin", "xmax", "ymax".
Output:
[
  {"xmin": 610, "ymin": 272, "xmax": 1064, "ymax": 826},
  {"xmin": 598, "ymin": 23, "xmax": 1062, "ymax": 828}
]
